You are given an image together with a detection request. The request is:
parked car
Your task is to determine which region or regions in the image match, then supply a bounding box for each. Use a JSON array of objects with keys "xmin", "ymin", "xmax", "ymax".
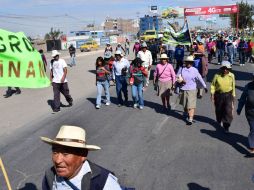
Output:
[{"xmin": 80, "ymin": 41, "xmax": 99, "ymax": 52}]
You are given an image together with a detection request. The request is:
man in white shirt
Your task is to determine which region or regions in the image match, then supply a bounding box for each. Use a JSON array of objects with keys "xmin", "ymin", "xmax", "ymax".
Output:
[
  {"xmin": 41, "ymin": 125, "xmax": 123, "ymax": 190},
  {"xmin": 50, "ymin": 50, "xmax": 73, "ymax": 113},
  {"xmin": 137, "ymin": 42, "xmax": 153, "ymax": 87},
  {"xmin": 112, "ymin": 50, "xmax": 130, "ymax": 106}
]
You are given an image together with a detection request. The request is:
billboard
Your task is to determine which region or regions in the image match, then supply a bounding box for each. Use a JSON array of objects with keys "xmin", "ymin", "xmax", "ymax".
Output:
[
  {"xmin": 184, "ymin": 5, "xmax": 238, "ymax": 16},
  {"xmin": 161, "ymin": 7, "xmax": 184, "ymax": 19}
]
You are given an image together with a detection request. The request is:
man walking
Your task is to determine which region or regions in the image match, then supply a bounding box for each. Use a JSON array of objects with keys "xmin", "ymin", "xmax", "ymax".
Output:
[
  {"xmin": 112, "ymin": 50, "xmax": 130, "ymax": 106},
  {"xmin": 50, "ymin": 50, "xmax": 73, "ymax": 113},
  {"xmin": 137, "ymin": 42, "xmax": 153, "ymax": 87},
  {"xmin": 68, "ymin": 44, "xmax": 76, "ymax": 67}
]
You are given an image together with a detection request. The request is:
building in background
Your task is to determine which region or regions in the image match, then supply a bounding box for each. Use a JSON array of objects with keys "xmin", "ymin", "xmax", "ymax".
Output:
[
  {"xmin": 139, "ymin": 15, "xmax": 163, "ymax": 34},
  {"xmin": 104, "ymin": 17, "xmax": 139, "ymax": 36}
]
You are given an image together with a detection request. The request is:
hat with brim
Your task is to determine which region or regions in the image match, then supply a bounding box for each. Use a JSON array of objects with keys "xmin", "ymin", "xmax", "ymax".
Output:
[
  {"xmin": 160, "ymin": 54, "xmax": 169, "ymax": 59},
  {"xmin": 115, "ymin": 50, "xmax": 123, "ymax": 57},
  {"xmin": 40, "ymin": 125, "xmax": 101, "ymax": 151},
  {"xmin": 221, "ymin": 61, "xmax": 231, "ymax": 69},
  {"xmin": 51, "ymin": 50, "xmax": 61, "ymax": 57},
  {"xmin": 141, "ymin": 42, "xmax": 148, "ymax": 48},
  {"xmin": 185, "ymin": 55, "xmax": 194, "ymax": 63}
]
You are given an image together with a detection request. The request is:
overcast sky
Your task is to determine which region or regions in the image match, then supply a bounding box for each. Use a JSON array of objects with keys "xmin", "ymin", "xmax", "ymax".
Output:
[{"xmin": 0, "ymin": 0, "xmax": 253, "ymax": 37}]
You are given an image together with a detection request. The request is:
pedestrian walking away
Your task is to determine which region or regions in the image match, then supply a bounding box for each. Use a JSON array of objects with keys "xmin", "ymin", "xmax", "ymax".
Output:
[
  {"xmin": 137, "ymin": 42, "xmax": 153, "ymax": 87},
  {"xmin": 95, "ymin": 57, "xmax": 111, "ymax": 109},
  {"xmin": 211, "ymin": 61, "xmax": 235, "ymax": 133},
  {"xmin": 41, "ymin": 125, "xmax": 123, "ymax": 190},
  {"xmin": 177, "ymin": 55, "xmax": 208, "ymax": 125},
  {"xmin": 112, "ymin": 50, "xmax": 130, "ymax": 106},
  {"xmin": 153, "ymin": 54, "xmax": 176, "ymax": 111},
  {"xmin": 238, "ymin": 38, "xmax": 247, "ymax": 66},
  {"xmin": 216, "ymin": 36, "xmax": 225, "ymax": 65},
  {"xmin": 39, "ymin": 49, "xmax": 48, "ymax": 72},
  {"xmin": 50, "ymin": 50, "xmax": 73, "ymax": 113},
  {"xmin": 68, "ymin": 44, "xmax": 76, "ymax": 67},
  {"xmin": 129, "ymin": 58, "xmax": 147, "ymax": 110},
  {"xmin": 237, "ymin": 73, "xmax": 254, "ymax": 154}
]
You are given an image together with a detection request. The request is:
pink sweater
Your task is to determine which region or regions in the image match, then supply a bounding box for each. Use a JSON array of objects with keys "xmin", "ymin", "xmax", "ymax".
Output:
[{"xmin": 154, "ymin": 63, "xmax": 176, "ymax": 83}]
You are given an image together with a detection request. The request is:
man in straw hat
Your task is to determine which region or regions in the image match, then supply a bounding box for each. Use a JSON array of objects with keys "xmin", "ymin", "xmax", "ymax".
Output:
[
  {"xmin": 50, "ymin": 50, "xmax": 73, "ymax": 113},
  {"xmin": 41, "ymin": 125, "xmax": 122, "ymax": 190}
]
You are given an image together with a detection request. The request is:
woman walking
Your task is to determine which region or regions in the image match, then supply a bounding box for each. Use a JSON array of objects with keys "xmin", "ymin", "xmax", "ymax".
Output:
[
  {"xmin": 95, "ymin": 57, "xmax": 111, "ymax": 109},
  {"xmin": 177, "ymin": 56, "xmax": 207, "ymax": 125},
  {"xmin": 129, "ymin": 58, "xmax": 147, "ymax": 110},
  {"xmin": 153, "ymin": 54, "xmax": 176, "ymax": 110},
  {"xmin": 211, "ymin": 61, "xmax": 235, "ymax": 133},
  {"xmin": 237, "ymin": 73, "xmax": 254, "ymax": 153}
]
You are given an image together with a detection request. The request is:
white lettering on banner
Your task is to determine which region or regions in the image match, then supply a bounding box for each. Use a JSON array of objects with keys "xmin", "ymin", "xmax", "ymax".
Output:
[
  {"xmin": 208, "ymin": 8, "xmax": 216, "ymax": 14},
  {"xmin": 224, "ymin": 8, "xmax": 232, "ymax": 12},
  {"xmin": 185, "ymin": 8, "xmax": 201, "ymax": 13}
]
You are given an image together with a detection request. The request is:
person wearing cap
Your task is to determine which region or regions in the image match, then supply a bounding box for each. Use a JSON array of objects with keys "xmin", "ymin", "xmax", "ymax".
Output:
[
  {"xmin": 153, "ymin": 54, "xmax": 176, "ymax": 110},
  {"xmin": 41, "ymin": 125, "xmax": 122, "ymax": 190},
  {"xmin": 105, "ymin": 43, "xmax": 113, "ymax": 53},
  {"xmin": 237, "ymin": 73, "xmax": 254, "ymax": 154},
  {"xmin": 137, "ymin": 42, "xmax": 153, "ymax": 87},
  {"xmin": 129, "ymin": 58, "xmax": 148, "ymax": 109},
  {"xmin": 115, "ymin": 43, "xmax": 125, "ymax": 55},
  {"xmin": 211, "ymin": 61, "xmax": 235, "ymax": 133},
  {"xmin": 112, "ymin": 50, "xmax": 130, "ymax": 106},
  {"xmin": 133, "ymin": 40, "xmax": 141, "ymax": 58},
  {"xmin": 177, "ymin": 55, "xmax": 207, "ymax": 125},
  {"xmin": 50, "ymin": 50, "xmax": 73, "ymax": 113}
]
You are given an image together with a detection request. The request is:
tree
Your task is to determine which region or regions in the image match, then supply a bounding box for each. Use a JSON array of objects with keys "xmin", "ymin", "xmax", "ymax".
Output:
[
  {"xmin": 230, "ymin": 1, "xmax": 254, "ymax": 31},
  {"xmin": 44, "ymin": 27, "xmax": 63, "ymax": 40}
]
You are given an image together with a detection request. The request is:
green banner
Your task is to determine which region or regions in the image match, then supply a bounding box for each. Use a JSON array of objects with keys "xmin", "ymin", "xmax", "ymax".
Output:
[{"xmin": 0, "ymin": 29, "xmax": 50, "ymax": 88}]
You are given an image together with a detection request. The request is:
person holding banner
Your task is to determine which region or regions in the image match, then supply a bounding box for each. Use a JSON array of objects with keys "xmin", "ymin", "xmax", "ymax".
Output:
[{"xmin": 50, "ymin": 50, "xmax": 73, "ymax": 113}]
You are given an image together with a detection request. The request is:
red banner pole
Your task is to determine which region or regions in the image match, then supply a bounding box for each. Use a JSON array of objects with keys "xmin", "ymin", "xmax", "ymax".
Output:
[{"xmin": 236, "ymin": 11, "xmax": 239, "ymax": 35}]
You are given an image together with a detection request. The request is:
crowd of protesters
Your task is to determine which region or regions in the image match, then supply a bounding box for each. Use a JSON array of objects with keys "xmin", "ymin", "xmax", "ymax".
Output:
[{"xmin": 91, "ymin": 33, "xmax": 254, "ymax": 155}]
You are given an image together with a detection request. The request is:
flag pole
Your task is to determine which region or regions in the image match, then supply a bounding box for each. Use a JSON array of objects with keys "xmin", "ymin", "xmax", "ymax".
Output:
[
  {"xmin": 184, "ymin": 15, "xmax": 193, "ymax": 45},
  {"xmin": 0, "ymin": 157, "xmax": 12, "ymax": 190}
]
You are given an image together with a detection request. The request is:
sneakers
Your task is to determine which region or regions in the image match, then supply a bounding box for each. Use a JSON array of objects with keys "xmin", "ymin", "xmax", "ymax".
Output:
[
  {"xmin": 69, "ymin": 101, "xmax": 73, "ymax": 107},
  {"xmin": 95, "ymin": 105, "xmax": 101, "ymax": 109},
  {"xmin": 105, "ymin": 102, "xmax": 110, "ymax": 106},
  {"xmin": 139, "ymin": 106, "xmax": 144, "ymax": 110},
  {"xmin": 133, "ymin": 104, "xmax": 138, "ymax": 109},
  {"xmin": 186, "ymin": 118, "xmax": 193, "ymax": 125}
]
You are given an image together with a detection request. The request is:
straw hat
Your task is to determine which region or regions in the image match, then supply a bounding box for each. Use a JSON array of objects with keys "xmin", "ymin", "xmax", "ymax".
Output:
[
  {"xmin": 160, "ymin": 54, "xmax": 169, "ymax": 59},
  {"xmin": 40, "ymin": 125, "xmax": 101, "ymax": 150},
  {"xmin": 185, "ymin": 55, "xmax": 194, "ymax": 62},
  {"xmin": 51, "ymin": 50, "xmax": 61, "ymax": 57},
  {"xmin": 221, "ymin": 61, "xmax": 232, "ymax": 69}
]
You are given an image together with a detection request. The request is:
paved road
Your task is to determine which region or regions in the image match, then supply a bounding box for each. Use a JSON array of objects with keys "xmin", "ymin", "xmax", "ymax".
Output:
[{"xmin": 1, "ymin": 51, "xmax": 254, "ymax": 190}]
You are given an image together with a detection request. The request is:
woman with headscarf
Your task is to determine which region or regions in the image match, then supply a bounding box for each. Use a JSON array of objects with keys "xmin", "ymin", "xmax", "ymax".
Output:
[
  {"xmin": 211, "ymin": 61, "xmax": 235, "ymax": 133},
  {"xmin": 177, "ymin": 55, "xmax": 208, "ymax": 125}
]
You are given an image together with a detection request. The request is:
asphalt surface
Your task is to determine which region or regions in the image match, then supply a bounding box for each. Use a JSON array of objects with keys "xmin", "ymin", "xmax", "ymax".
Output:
[{"xmin": 1, "ymin": 50, "xmax": 254, "ymax": 190}]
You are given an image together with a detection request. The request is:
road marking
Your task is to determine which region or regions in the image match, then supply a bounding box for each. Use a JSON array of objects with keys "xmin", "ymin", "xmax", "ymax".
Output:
[{"xmin": 152, "ymin": 116, "xmax": 168, "ymax": 135}]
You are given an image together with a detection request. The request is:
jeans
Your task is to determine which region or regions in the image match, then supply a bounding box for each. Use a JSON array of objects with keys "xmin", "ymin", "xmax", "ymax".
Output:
[
  {"xmin": 52, "ymin": 82, "xmax": 73, "ymax": 110},
  {"xmin": 168, "ymin": 50, "xmax": 174, "ymax": 63},
  {"xmin": 125, "ymin": 48, "xmax": 129, "ymax": 55},
  {"xmin": 131, "ymin": 83, "xmax": 144, "ymax": 106},
  {"xmin": 239, "ymin": 51, "xmax": 245, "ymax": 65},
  {"xmin": 217, "ymin": 49, "xmax": 224, "ymax": 63},
  {"xmin": 228, "ymin": 53, "xmax": 234, "ymax": 65},
  {"xmin": 115, "ymin": 75, "xmax": 128, "ymax": 104},
  {"xmin": 70, "ymin": 54, "xmax": 76, "ymax": 66},
  {"xmin": 96, "ymin": 80, "xmax": 110, "ymax": 106},
  {"xmin": 247, "ymin": 120, "xmax": 254, "ymax": 148}
]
